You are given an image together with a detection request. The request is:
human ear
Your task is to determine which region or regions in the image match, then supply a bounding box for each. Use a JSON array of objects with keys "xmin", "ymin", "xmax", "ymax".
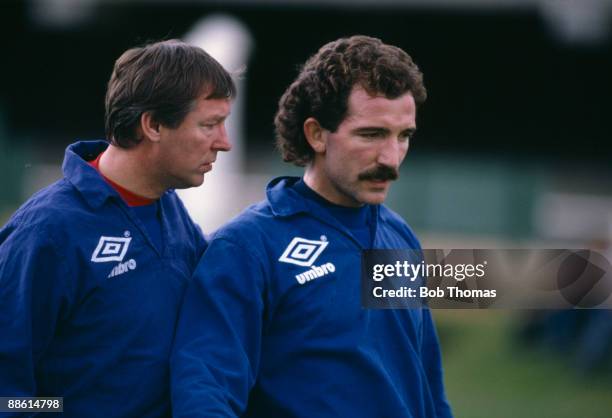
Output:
[
  {"xmin": 140, "ymin": 112, "xmax": 162, "ymax": 143},
  {"xmin": 303, "ymin": 117, "xmax": 327, "ymax": 154}
]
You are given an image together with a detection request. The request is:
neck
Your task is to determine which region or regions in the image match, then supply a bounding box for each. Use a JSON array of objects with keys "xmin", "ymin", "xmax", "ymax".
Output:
[
  {"xmin": 303, "ymin": 164, "xmax": 363, "ymax": 208},
  {"xmin": 98, "ymin": 143, "xmax": 164, "ymax": 199}
]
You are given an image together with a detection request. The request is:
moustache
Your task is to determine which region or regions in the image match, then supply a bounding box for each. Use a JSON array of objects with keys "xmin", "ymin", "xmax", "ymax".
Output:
[{"xmin": 358, "ymin": 165, "xmax": 399, "ymax": 182}]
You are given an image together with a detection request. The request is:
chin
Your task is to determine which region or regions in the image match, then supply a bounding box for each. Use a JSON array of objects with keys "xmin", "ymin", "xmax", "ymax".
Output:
[
  {"xmin": 358, "ymin": 191, "xmax": 388, "ymax": 205},
  {"xmin": 172, "ymin": 175, "xmax": 204, "ymax": 190},
  {"xmin": 191, "ymin": 172, "xmax": 206, "ymax": 186}
]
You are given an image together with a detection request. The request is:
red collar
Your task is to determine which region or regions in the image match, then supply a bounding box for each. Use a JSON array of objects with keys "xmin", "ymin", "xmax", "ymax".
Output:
[{"xmin": 88, "ymin": 152, "xmax": 155, "ymax": 207}]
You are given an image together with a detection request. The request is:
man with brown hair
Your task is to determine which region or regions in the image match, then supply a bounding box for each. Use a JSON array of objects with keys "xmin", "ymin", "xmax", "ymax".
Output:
[
  {"xmin": 171, "ymin": 35, "xmax": 453, "ymax": 418},
  {"xmin": 0, "ymin": 39, "xmax": 235, "ymax": 417}
]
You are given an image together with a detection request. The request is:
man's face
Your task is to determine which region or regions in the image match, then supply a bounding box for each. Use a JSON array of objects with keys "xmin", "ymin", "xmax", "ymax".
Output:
[
  {"xmin": 314, "ymin": 86, "xmax": 417, "ymax": 206},
  {"xmin": 156, "ymin": 95, "xmax": 232, "ymax": 189}
]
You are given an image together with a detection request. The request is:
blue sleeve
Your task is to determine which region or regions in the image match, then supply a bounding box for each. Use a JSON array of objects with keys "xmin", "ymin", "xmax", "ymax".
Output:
[
  {"xmin": 421, "ymin": 309, "xmax": 454, "ymax": 418},
  {"xmin": 171, "ymin": 237, "xmax": 265, "ymax": 418},
  {"xmin": 0, "ymin": 224, "xmax": 73, "ymax": 399}
]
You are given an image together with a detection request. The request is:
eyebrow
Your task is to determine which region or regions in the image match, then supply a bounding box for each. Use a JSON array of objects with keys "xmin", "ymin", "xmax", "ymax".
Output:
[
  {"xmin": 351, "ymin": 126, "xmax": 417, "ymax": 136},
  {"xmin": 403, "ymin": 127, "xmax": 417, "ymax": 136},
  {"xmin": 205, "ymin": 113, "xmax": 230, "ymax": 123}
]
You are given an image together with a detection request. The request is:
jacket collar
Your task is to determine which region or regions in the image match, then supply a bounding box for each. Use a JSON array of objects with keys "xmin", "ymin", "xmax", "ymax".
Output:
[
  {"xmin": 266, "ymin": 176, "xmax": 310, "ymax": 217},
  {"xmin": 266, "ymin": 176, "xmax": 381, "ymax": 249},
  {"xmin": 62, "ymin": 140, "xmax": 121, "ymax": 209}
]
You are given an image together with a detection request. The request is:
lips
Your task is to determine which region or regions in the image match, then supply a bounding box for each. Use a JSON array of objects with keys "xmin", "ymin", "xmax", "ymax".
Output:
[{"xmin": 365, "ymin": 179, "xmax": 390, "ymax": 187}]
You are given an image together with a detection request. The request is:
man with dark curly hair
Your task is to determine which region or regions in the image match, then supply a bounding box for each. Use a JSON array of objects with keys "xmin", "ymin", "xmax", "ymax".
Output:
[{"xmin": 172, "ymin": 35, "xmax": 453, "ymax": 418}]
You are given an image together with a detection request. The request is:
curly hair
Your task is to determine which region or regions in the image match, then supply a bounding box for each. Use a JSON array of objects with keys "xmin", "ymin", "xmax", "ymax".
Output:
[
  {"xmin": 105, "ymin": 39, "xmax": 236, "ymax": 148},
  {"xmin": 274, "ymin": 35, "xmax": 427, "ymax": 166}
]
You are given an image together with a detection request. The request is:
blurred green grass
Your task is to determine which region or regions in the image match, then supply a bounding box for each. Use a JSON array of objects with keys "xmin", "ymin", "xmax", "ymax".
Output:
[{"xmin": 434, "ymin": 310, "xmax": 612, "ymax": 418}]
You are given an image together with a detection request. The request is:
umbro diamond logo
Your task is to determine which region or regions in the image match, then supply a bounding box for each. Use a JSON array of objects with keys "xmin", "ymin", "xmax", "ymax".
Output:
[
  {"xmin": 91, "ymin": 236, "xmax": 132, "ymax": 263},
  {"xmin": 278, "ymin": 237, "xmax": 329, "ymax": 267}
]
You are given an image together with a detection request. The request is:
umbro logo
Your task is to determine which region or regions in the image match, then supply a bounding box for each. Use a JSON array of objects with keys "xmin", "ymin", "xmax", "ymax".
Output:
[
  {"xmin": 91, "ymin": 233, "xmax": 132, "ymax": 263},
  {"xmin": 278, "ymin": 236, "xmax": 328, "ymax": 267}
]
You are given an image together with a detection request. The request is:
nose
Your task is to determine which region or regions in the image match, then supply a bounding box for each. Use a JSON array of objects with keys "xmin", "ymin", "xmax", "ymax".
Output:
[
  {"xmin": 214, "ymin": 122, "xmax": 232, "ymax": 152},
  {"xmin": 376, "ymin": 137, "xmax": 405, "ymax": 169}
]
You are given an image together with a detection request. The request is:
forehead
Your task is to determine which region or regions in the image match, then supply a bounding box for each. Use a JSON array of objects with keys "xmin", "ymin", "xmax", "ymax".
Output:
[
  {"xmin": 341, "ymin": 86, "xmax": 416, "ymax": 129},
  {"xmin": 190, "ymin": 94, "xmax": 232, "ymax": 118}
]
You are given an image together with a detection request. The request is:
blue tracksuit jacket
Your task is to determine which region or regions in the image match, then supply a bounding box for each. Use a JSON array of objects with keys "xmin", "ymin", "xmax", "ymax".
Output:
[
  {"xmin": 171, "ymin": 176, "xmax": 453, "ymax": 418},
  {"xmin": 0, "ymin": 141, "xmax": 206, "ymax": 417}
]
